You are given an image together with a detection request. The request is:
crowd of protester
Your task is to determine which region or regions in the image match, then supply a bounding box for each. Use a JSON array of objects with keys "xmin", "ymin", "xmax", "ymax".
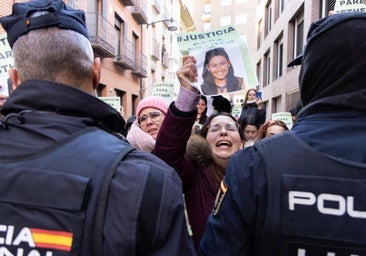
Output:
[{"xmin": 1, "ymin": 1, "xmax": 365, "ymax": 255}]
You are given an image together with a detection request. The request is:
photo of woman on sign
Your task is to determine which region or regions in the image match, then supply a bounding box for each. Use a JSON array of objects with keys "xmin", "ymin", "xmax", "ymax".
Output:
[{"xmin": 200, "ymin": 47, "xmax": 245, "ymax": 95}]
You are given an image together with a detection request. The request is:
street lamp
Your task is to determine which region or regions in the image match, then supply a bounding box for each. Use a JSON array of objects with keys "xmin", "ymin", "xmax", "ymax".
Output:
[{"xmin": 146, "ymin": 18, "xmax": 178, "ymax": 31}]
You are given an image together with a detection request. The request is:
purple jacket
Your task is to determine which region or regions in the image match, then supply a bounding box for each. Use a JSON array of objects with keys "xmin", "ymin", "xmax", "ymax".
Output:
[{"xmin": 154, "ymin": 104, "xmax": 219, "ymax": 250}]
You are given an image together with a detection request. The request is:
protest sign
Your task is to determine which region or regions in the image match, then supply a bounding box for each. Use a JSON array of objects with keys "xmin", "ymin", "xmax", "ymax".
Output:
[
  {"xmin": 334, "ymin": 0, "xmax": 366, "ymax": 13},
  {"xmin": 231, "ymin": 104, "xmax": 242, "ymax": 120},
  {"xmin": 0, "ymin": 34, "xmax": 14, "ymax": 97},
  {"xmin": 177, "ymin": 25, "xmax": 258, "ymax": 96},
  {"xmin": 271, "ymin": 112, "xmax": 293, "ymax": 129},
  {"xmin": 99, "ymin": 97, "xmax": 121, "ymax": 112},
  {"xmin": 152, "ymin": 82, "xmax": 175, "ymax": 102}
]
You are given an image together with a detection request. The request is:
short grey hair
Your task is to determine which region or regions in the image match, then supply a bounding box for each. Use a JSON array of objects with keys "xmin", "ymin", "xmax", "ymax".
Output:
[{"xmin": 12, "ymin": 27, "xmax": 94, "ymax": 86}]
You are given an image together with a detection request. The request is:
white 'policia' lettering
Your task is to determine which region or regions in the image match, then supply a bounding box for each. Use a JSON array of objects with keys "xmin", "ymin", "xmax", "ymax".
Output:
[
  {"xmin": 289, "ymin": 191, "xmax": 366, "ymax": 218},
  {"xmin": 0, "ymin": 225, "xmax": 53, "ymax": 256},
  {"xmin": 0, "ymin": 248, "xmax": 53, "ymax": 256},
  {"xmin": 297, "ymin": 248, "xmax": 359, "ymax": 256},
  {"xmin": 0, "ymin": 225, "xmax": 35, "ymax": 247}
]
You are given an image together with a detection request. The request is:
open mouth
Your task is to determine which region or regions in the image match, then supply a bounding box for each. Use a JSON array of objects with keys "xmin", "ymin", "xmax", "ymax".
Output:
[{"xmin": 216, "ymin": 141, "xmax": 232, "ymax": 147}]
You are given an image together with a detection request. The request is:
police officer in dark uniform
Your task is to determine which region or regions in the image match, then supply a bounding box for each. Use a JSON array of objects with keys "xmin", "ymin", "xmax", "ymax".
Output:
[
  {"xmin": 0, "ymin": 1, "xmax": 195, "ymax": 255},
  {"xmin": 199, "ymin": 12, "xmax": 366, "ymax": 256}
]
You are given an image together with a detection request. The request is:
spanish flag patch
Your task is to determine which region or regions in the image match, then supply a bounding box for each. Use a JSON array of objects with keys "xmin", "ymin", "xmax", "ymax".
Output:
[
  {"xmin": 212, "ymin": 179, "xmax": 228, "ymax": 215},
  {"xmin": 31, "ymin": 228, "xmax": 73, "ymax": 252}
]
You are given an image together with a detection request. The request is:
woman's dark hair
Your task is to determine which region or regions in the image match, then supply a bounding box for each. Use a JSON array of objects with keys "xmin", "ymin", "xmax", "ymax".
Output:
[
  {"xmin": 240, "ymin": 115, "xmax": 259, "ymax": 127},
  {"xmin": 240, "ymin": 116, "xmax": 260, "ymax": 142},
  {"xmin": 242, "ymin": 88, "xmax": 257, "ymax": 107},
  {"xmin": 198, "ymin": 95, "xmax": 208, "ymax": 124},
  {"xmin": 202, "ymin": 47, "xmax": 236, "ymax": 86},
  {"xmin": 211, "ymin": 95, "xmax": 232, "ymax": 113},
  {"xmin": 199, "ymin": 112, "xmax": 244, "ymax": 187},
  {"xmin": 200, "ymin": 112, "xmax": 243, "ymax": 140}
]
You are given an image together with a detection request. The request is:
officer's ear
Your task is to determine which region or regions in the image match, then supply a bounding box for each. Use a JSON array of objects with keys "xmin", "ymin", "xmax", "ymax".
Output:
[
  {"xmin": 92, "ymin": 57, "xmax": 101, "ymax": 90},
  {"xmin": 8, "ymin": 68, "xmax": 21, "ymax": 89}
]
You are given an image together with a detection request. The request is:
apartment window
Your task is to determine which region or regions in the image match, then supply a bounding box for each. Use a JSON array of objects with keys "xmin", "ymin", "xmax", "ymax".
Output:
[
  {"xmin": 294, "ymin": 15, "xmax": 304, "ymax": 60},
  {"xmin": 96, "ymin": 83, "xmax": 106, "ymax": 97},
  {"xmin": 132, "ymin": 94, "xmax": 138, "ymax": 115},
  {"xmin": 161, "ymin": 37, "xmax": 166, "ymax": 61},
  {"xmin": 114, "ymin": 14, "xmax": 125, "ymax": 57},
  {"xmin": 201, "ymin": 4, "xmax": 211, "ymax": 30},
  {"xmin": 266, "ymin": 55, "xmax": 271, "ymax": 85},
  {"xmin": 132, "ymin": 33, "xmax": 138, "ymax": 65},
  {"xmin": 203, "ymin": 23, "xmax": 211, "ymax": 31},
  {"xmin": 286, "ymin": 91, "xmax": 300, "ymax": 113},
  {"xmin": 115, "ymin": 89, "xmax": 126, "ymax": 113},
  {"xmin": 272, "ymin": 95, "xmax": 281, "ymax": 114},
  {"xmin": 221, "ymin": 0, "xmax": 232, "ymax": 6},
  {"xmin": 235, "ymin": 14, "xmax": 247, "ymax": 25},
  {"xmin": 279, "ymin": 0, "xmax": 285, "ymax": 14},
  {"xmin": 275, "ymin": 36, "xmax": 283, "ymax": 79},
  {"xmin": 264, "ymin": 51, "xmax": 271, "ymax": 86},
  {"xmin": 220, "ymin": 16, "xmax": 232, "ymax": 26},
  {"xmin": 257, "ymin": 19, "xmax": 262, "ymax": 49},
  {"xmin": 265, "ymin": 1, "xmax": 272, "ymax": 36},
  {"xmin": 151, "ymin": 69, "xmax": 156, "ymax": 85},
  {"xmin": 274, "ymin": 0, "xmax": 285, "ymax": 20},
  {"xmin": 256, "ymin": 60, "xmax": 262, "ymax": 86},
  {"xmin": 320, "ymin": 0, "xmax": 336, "ymax": 17},
  {"xmin": 278, "ymin": 42, "xmax": 283, "ymax": 77},
  {"xmin": 203, "ymin": 4, "xmax": 211, "ymax": 16}
]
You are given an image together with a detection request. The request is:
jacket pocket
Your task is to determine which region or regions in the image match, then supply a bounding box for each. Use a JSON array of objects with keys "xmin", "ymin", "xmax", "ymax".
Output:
[{"xmin": 0, "ymin": 167, "xmax": 90, "ymax": 256}]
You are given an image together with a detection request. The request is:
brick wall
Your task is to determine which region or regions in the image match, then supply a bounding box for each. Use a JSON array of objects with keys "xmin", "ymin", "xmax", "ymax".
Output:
[{"xmin": 0, "ymin": 0, "xmax": 13, "ymax": 33}]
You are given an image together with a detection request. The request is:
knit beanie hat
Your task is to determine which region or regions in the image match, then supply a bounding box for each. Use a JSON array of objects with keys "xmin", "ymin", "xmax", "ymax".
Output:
[{"xmin": 136, "ymin": 96, "xmax": 169, "ymax": 117}]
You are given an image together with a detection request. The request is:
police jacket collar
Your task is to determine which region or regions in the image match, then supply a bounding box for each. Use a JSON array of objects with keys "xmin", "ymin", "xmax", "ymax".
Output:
[{"xmin": 1, "ymin": 79, "xmax": 125, "ymax": 133}]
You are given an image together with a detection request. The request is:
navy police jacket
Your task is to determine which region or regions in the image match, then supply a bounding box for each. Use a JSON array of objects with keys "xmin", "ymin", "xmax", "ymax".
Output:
[
  {"xmin": 0, "ymin": 80, "xmax": 195, "ymax": 256},
  {"xmin": 0, "ymin": 127, "xmax": 134, "ymax": 255},
  {"xmin": 199, "ymin": 99, "xmax": 366, "ymax": 255}
]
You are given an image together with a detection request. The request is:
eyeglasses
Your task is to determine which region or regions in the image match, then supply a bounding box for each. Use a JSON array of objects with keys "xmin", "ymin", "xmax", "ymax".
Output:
[
  {"xmin": 208, "ymin": 123, "xmax": 239, "ymax": 134},
  {"xmin": 138, "ymin": 111, "xmax": 162, "ymax": 126},
  {"xmin": 244, "ymin": 130, "xmax": 257, "ymax": 134}
]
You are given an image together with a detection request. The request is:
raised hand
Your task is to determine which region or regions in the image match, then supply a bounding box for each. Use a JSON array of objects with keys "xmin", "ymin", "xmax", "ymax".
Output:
[{"xmin": 176, "ymin": 56, "xmax": 198, "ymax": 91}]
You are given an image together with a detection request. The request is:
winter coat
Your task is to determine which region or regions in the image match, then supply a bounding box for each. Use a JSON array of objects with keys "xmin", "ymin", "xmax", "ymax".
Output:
[
  {"xmin": 0, "ymin": 79, "xmax": 196, "ymax": 255},
  {"xmin": 199, "ymin": 12, "xmax": 366, "ymax": 255},
  {"xmin": 238, "ymin": 102, "xmax": 266, "ymax": 126},
  {"xmin": 154, "ymin": 103, "xmax": 220, "ymax": 250}
]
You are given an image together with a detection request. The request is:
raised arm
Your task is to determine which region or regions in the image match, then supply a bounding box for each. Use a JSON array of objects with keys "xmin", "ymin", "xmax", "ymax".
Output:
[{"xmin": 153, "ymin": 56, "xmax": 202, "ymax": 187}]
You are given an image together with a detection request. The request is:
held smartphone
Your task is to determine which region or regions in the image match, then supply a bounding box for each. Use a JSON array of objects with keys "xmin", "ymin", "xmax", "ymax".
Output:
[
  {"xmin": 0, "ymin": 78, "xmax": 9, "ymax": 97},
  {"xmin": 256, "ymin": 91, "xmax": 262, "ymax": 99},
  {"xmin": 0, "ymin": 77, "xmax": 13, "ymax": 97}
]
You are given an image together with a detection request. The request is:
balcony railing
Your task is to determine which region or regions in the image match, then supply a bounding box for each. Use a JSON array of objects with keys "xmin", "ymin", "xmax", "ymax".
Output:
[
  {"xmin": 130, "ymin": 0, "xmax": 148, "ymax": 24},
  {"xmin": 151, "ymin": 39, "xmax": 160, "ymax": 60},
  {"xmin": 86, "ymin": 12, "xmax": 115, "ymax": 58},
  {"xmin": 114, "ymin": 38, "xmax": 136, "ymax": 70},
  {"xmin": 132, "ymin": 52, "xmax": 148, "ymax": 78}
]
